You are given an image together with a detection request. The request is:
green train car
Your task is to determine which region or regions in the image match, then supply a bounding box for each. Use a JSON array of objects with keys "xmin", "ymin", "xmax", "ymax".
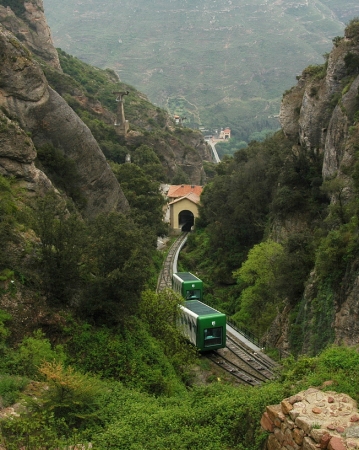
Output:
[
  {"xmin": 179, "ymin": 300, "xmax": 226, "ymax": 351},
  {"xmin": 172, "ymin": 272, "xmax": 203, "ymax": 301}
]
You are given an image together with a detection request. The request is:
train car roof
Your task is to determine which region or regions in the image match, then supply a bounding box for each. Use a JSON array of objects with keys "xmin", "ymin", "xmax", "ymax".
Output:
[
  {"xmin": 174, "ymin": 272, "xmax": 201, "ymax": 282},
  {"xmin": 184, "ymin": 300, "xmax": 223, "ymax": 316}
]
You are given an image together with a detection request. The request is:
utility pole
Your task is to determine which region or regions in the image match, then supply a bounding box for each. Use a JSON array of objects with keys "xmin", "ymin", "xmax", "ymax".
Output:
[{"xmin": 113, "ymin": 90, "xmax": 130, "ymax": 135}]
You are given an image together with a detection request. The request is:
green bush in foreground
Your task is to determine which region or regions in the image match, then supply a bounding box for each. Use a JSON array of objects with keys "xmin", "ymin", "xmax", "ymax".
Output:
[
  {"xmin": 280, "ymin": 346, "xmax": 359, "ymax": 402},
  {"xmin": 93, "ymin": 381, "xmax": 286, "ymax": 450},
  {"xmin": 2, "ymin": 328, "xmax": 359, "ymax": 450}
]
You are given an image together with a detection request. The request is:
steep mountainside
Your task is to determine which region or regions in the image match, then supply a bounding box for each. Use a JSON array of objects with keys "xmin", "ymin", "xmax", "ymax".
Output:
[
  {"xmin": 0, "ymin": 0, "xmax": 211, "ymax": 218},
  {"xmin": 0, "ymin": 0, "xmax": 212, "ymax": 336},
  {"xmin": 43, "ymin": 0, "xmax": 359, "ymax": 140},
  {"xmin": 275, "ymin": 20, "xmax": 359, "ymax": 353},
  {"xmin": 0, "ymin": 2, "xmax": 129, "ymax": 218}
]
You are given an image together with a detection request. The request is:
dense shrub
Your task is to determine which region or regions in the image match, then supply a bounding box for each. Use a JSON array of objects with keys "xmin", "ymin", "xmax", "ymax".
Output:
[
  {"xmin": 345, "ymin": 17, "xmax": 359, "ymax": 41},
  {"xmin": 0, "ymin": 375, "xmax": 28, "ymax": 407},
  {"xmin": 64, "ymin": 318, "xmax": 185, "ymax": 396},
  {"xmin": 5, "ymin": 330, "xmax": 66, "ymax": 379}
]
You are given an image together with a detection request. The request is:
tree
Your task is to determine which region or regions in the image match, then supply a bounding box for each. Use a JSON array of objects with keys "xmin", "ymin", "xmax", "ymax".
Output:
[
  {"xmin": 0, "ymin": 177, "xmax": 17, "ymax": 270},
  {"xmin": 139, "ymin": 289, "xmax": 198, "ymax": 379},
  {"xmin": 111, "ymin": 163, "xmax": 168, "ymax": 236},
  {"xmin": 132, "ymin": 144, "xmax": 166, "ymax": 182},
  {"xmin": 233, "ymin": 240, "xmax": 284, "ymax": 336},
  {"xmin": 34, "ymin": 193, "xmax": 87, "ymax": 306},
  {"xmin": 81, "ymin": 212, "xmax": 154, "ymax": 323}
]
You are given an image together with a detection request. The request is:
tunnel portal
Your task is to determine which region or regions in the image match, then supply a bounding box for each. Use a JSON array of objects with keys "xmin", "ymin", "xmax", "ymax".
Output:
[{"xmin": 179, "ymin": 210, "xmax": 194, "ymax": 231}]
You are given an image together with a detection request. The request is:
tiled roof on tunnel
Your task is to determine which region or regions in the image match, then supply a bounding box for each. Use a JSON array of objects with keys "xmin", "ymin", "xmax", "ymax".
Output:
[
  {"xmin": 169, "ymin": 192, "xmax": 201, "ymax": 205},
  {"xmin": 167, "ymin": 185, "xmax": 203, "ymax": 199}
]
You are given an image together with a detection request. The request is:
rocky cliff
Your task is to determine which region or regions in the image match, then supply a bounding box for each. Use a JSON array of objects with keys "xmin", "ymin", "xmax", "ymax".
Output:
[
  {"xmin": 0, "ymin": 0, "xmax": 211, "ymax": 220},
  {"xmin": 270, "ymin": 20, "xmax": 359, "ymax": 354},
  {"xmin": 0, "ymin": 0, "xmax": 61, "ymax": 69},
  {"xmin": 0, "ymin": 25, "xmax": 131, "ymax": 218}
]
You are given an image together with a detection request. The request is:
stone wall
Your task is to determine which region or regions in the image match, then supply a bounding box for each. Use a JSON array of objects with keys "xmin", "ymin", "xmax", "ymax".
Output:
[{"xmin": 261, "ymin": 388, "xmax": 359, "ymax": 449}]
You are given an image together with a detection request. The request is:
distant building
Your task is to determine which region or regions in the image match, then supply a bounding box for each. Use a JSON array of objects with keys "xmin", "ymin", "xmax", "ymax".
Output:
[
  {"xmin": 173, "ymin": 115, "xmax": 186, "ymax": 126},
  {"xmin": 219, "ymin": 127, "xmax": 231, "ymax": 139}
]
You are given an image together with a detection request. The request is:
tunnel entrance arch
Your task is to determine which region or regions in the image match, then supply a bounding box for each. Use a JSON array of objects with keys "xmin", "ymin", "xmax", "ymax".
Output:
[
  {"xmin": 179, "ymin": 210, "xmax": 194, "ymax": 231},
  {"xmin": 168, "ymin": 191, "xmax": 201, "ymax": 233}
]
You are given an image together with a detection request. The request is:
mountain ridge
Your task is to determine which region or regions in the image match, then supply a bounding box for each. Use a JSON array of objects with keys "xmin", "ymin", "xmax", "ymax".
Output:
[{"xmin": 43, "ymin": 0, "xmax": 359, "ymax": 139}]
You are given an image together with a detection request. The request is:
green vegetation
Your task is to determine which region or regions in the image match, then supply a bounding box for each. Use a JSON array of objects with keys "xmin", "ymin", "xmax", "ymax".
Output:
[
  {"xmin": 180, "ymin": 127, "xmax": 336, "ymax": 352},
  {"xmin": 345, "ymin": 17, "xmax": 359, "ymax": 41},
  {"xmin": 36, "ymin": 143, "xmax": 87, "ymax": 208},
  {"xmin": 0, "ymin": 0, "xmax": 26, "ymax": 17},
  {"xmin": 1, "ymin": 314, "xmax": 359, "ymax": 449},
  {"xmin": 2, "ymin": 8, "xmax": 359, "ymax": 448},
  {"xmin": 302, "ymin": 63, "xmax": 327, "ymax": 80},
  {"xmin": 232, "ymin": 241, "xmax": 285, "ymax": 336},
  {"xmin": 215, "ymin": 138, "xmax": 248, "ymax": 159}
]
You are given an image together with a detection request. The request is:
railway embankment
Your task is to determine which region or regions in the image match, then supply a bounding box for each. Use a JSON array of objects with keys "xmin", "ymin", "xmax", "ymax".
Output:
[{"xmin": 261, "ymin": 387, "xmax": 359, "ymax": 449}]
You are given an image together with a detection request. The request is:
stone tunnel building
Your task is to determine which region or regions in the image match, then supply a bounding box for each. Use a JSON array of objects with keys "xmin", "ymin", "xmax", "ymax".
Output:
[{"xmin": 166, "ymin": 185, "xmax": 203, "ymax": 233}]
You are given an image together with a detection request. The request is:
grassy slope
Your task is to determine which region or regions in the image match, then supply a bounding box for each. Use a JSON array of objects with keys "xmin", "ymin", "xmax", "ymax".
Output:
[{"xmin": 43, "ymin": 0, "xmax": 358, "ymax": 139}]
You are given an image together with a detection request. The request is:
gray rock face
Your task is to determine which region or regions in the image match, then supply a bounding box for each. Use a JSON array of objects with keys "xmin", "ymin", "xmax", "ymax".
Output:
[
  {"xmin": 280, "ymin": 39, "xmax": 358, "ymax": 181},
  {"xmin": 30, "ymin": 87, "xmax": 130, "ymax": 216},
  {"xmin": 279, "ymin": 81, "xmax": 305, "ymax": 142},
  {"xmin": 323, "ymin": 74, "xmax": 359, "ymax": 179},
  {"xmin": 0, "ymin": 27, "xmax": 47, "ymax": 101},
  {"xmin": 276, "ymin": 32, "xmax": 359, "ymax": 353},
  {"xmin": 125, "ymin": 129, "xmax": 210, "ymax": 185},
  {"xmin": 0, "ymin": 111, "xmax": 53, "ymax": 194},
  {"xmin": 0, "ymin": 0, "xmax": 61, "ymax": 70},
  {"xmin": 0, "ymin": 25, "xmax": 129, "ymax": 218}
]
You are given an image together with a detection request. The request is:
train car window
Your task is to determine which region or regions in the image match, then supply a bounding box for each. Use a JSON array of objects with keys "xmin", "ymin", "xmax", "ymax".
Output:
[
  {"xmin": 191, "ymin": 319, "xmax": 196, "ymax": 332},
  {"xmin": 203, "ymin": 327, "xmax": 223, "ymax": 347},
  {"xmin": 186, "ymin": 289, "xmax": 201, "ymax": 300}
]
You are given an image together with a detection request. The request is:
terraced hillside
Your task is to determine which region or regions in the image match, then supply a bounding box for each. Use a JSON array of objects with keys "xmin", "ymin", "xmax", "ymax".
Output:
[{"xmin": 43, "ymin": 0, "xmax": 359, "ymax": 140}]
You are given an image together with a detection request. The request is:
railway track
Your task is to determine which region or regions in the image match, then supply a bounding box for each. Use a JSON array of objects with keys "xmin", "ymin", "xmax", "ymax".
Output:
[
  {"xmin": 157, "ymin": 233, "xmax": 279, "ymax": 385},
  {"xmin": 207, "ymin": 352, "xmax": 261, "ymax": 386},
  {"xmin": 157, "ymin": 232, "xmax": 188, "ymax": 292},
  {"xmin": 206, "ymin": 333, "xmax": 279, "ymax": 386},
  {"xmin": 226, "ymin": 334, "xmax": 278, "ymax": 374}
]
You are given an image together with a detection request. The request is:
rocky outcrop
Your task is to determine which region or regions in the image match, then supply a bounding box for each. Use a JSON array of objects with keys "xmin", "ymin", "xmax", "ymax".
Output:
[
  {"xmin": 280, "ymin": 44, "xmax": 348, "ymax": 154},
  {"xmin": 323, "ymin": 74, "xmax": 359, "ymax": 180},
  {"xmin": 0, "ymin": 0, "xmax": 61, "ymax": 70},
  {"xmin": 125, "ymin": 129, "xmax": 211, "ymax": 185},
  {"xmin": 261, "ymin": 388, "xmax": 359, "ymax": 450},
  {"xmin": 274, "ymin": 23, "xmax": 359, "ymax": 354},
  {"xmin": 281, "ymin": 36, "xmax": 359, "ymax": 181},
  {"xmin": 0, "ymin": 111, "xmax": 53, "ymax": 194},
  {"xmin": 334, "ymin": 273, "xmax": 359, "ymax": 347},
  {"xmin": 0, "ymin": 25, "xmax": 129, "ymax": 218}
]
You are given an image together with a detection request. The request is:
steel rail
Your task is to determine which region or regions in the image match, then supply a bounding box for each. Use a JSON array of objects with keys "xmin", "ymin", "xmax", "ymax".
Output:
[
  {"xmin": 226, "ymin": 334, "xmax": 278, "ymax": 374},
  {"xmin": 157, "ymin": 232, "xmax": 188, "ymax": 292},
  {"xmin": 206, "ymin": 352, "xmax": 261, "ymax": 386}
]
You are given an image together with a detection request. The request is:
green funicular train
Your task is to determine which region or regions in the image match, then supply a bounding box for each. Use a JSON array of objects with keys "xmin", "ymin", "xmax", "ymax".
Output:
[{"xmin": 172, "ymin": 272, "xmax": 226, "ymax": 351}]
